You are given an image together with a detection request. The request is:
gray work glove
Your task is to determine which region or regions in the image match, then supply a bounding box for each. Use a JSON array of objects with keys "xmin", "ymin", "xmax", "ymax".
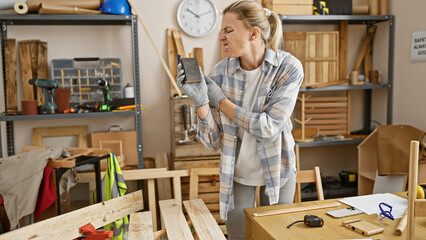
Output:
[
  {"xmin": 204, "ymin": 75, "xmax": 226, "ymax": 109},
  {"xmin": 177, "ymin": 63, "xmax": 209, "ymax": 108}
]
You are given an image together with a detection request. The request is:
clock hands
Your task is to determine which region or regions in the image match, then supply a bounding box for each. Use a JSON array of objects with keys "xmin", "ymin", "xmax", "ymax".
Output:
[
  {"xmin": 199, "ymin": 10, "xmax": 213, "ymax": 17},
  {"xmin": 186, "ymin": 8, "xmax": 200, "ymax": 18}
]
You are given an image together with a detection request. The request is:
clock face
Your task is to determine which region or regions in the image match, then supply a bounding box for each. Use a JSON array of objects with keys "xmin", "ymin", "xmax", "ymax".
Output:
[{"xmin": 177, "ymin": 0, "xmax": 218, "ymax": 38}]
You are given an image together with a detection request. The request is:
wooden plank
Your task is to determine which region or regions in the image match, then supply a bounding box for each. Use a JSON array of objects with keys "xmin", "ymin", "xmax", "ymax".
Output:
[
  {"xmin": 167, "ymin": 28, "xmax": 178, "ymax": 78},
  {"xmin": 252, "ymin": 202, "xmax": 340, "ymax": 217},
  {"xmin": 351, "ymin": 25, "xmax": 377, "ymax": 72},
  {"xmin": 167, "ymin": 28, "xmax": 179, "ymax": 97},
  {"xmin": 129, "ymin": 211, "xmax": 154, "ymax": 240},
  {"xmin": 36, "ymin": 41, "xmax": 48, "ymax": 106},
  {"xmin": 148, "ymin": 179, "xmax": 157, "ymax": 231},
  {"xmin": 19, "ymin": 40, "xmax": 35, "ymax": 101},
  {"xmin": 305, "ymin": 113, "xmax": 347, "ymax": 119},
  {"xmin": 0, "ymin": 191, "xmax": 143, "ymax": 240},
  {"xmin": 182, "ymin": 182, "xmax": 220, "ymax": 195},
  {"xmin": 308, "ymin": 119, "xmax": 348, "ymax": 124},
  {"xmin": 183, "ymin": 199, "xmax": 226, "ymax": 240},
  {"xmin": 22, "ymin": 146, "xmax": 110, "ymax": 156},
  {"xmin": 342, "ymin": 219, "xmax": 384, "ymax": 236},
  {"xmin": 305, "ymin": 97, "xmax": 348, "ymax": 102},
  {"xmin": 155, "ymin": 152, "xmax": 172, "ymax": 201},
  {"xmin": 159, "ymin": 199, "xmax": 194, "ymax": 240},
  {"xmin": 194, "ymin": 48, "xmax": 204, "ymax": 73},
  {"xmin": 364, "ymin": 43, "xmax": 372, "ymax": 82},
  {"xmin": 339, "ymin": 21, "xmax": 347, "ymax": 80},
  {"xmin": 172, "ymin": 29, "xmax": 186, "ymax": 58},
  {"xmin": 173, "ymin": 176, "xmax": 183, "ymax": 205},
  {"xmin": 189, "ymin": 169, "xmax": 200, "ymax": 200},
  {"xmin": 174, "ymin": 159, "xmax": 220, "ymax": 169},
  {"xmin": 29, "ymin": 40, "xmax": 40, "ymax": 81},
  {"xmin": 305, "ymin": 102, "xmax": 347, "ymax": 108},
  {"xmin": 306, "ymin": 124, "xmax": 348, "ymax": 130},
  {"xmin": 304, "ymin": 108, "xmax": 348, "ymax": 113},
  {"xmin": 121, "ymin": 169, "xmax": 189, "ymax": 181},
  {"xmin": 4, "ymin": 38, "xmax": 18, "ymax": 112},
  {"xmin": 173, "ymin": 155, "xmax": 220, "ymax": 162},
  {"xmin": 296, "ymin": 170, "xmax": 317, "ymax": 183}
]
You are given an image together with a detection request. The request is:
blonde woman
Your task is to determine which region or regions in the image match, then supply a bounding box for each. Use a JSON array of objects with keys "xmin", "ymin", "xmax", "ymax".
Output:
[{"xmin": 177, "ymin": 1, "xmax": 303, "ymax": 238}]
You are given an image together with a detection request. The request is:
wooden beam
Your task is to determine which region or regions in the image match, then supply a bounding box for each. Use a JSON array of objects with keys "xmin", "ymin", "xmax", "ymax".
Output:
[
  {"xmin": 129, "ymin": 211, "xmax": 154, "ymax": 240},
  {"xmin": 5, "ymin": 38, "xmax": 18, "ymax": 112},
  {"xmin": 36, "ymin": 41, "xmax": 48, "ymax": 106},
  {"xmin": 172, "ymin": 29, "xmax": 186, "ymax": 58},
  {"xmin": 0, "ymin": 191, "xmax": 143, "ymax": 240},
  {"xmin": 121, "ymin": 169, "xmax": 188, "ymax": 181},
  {"xmin": 183, "ymin": 199, "xmax": 226, "ymax": 240},
  {"xmin": 339, "ymin": 21, "xmax": 348, "ymax": 80},
  {"xmin": 351, "ymin": 25, "xmax": 377, "ymax": 72},
  {"xmin": 159, "ymin": 199, "xmax": 194, "ymax": 240},
  {"xmin": 155, "ymin": 153, "xmax": 172, "ymax": 201},
  {"xmin": 19, "ymin": 40, "xmax": 35, "ymax": 101},
  {"xmin": 252, "ymin": 202, "xmax": 340, "ymax": 217},
  {"xmin": 193, "ymin": 48, "xmax": 204, "ymax": 73}
]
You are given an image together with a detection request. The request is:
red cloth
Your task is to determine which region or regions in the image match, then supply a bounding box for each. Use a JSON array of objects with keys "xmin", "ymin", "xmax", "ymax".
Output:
[{"xmin": 34, "ymin": 167, "xmax": 57, "ymax": 219}]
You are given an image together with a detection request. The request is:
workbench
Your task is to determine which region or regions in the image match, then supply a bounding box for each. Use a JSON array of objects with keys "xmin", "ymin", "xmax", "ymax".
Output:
[{"xmin": 244, "ymin": 193, "xmax": 426, "ymax": 239}]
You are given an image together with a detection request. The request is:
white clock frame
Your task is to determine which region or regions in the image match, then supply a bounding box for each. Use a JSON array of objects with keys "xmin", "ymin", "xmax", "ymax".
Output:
[{"xmin": 176, "ymin": 0, "xmax": 219, "ymax": 38}]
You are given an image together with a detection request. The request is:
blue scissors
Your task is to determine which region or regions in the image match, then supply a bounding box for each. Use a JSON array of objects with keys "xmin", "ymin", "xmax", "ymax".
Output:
[{"xmin": 379, "ymin": 202, "xmax": 394, "ymax": 221}]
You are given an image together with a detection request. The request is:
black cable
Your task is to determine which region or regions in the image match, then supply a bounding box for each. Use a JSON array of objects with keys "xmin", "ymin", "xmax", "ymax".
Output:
[{"xmin": 287, "ymin": 220, "xmax": 304, "ymax": 229}]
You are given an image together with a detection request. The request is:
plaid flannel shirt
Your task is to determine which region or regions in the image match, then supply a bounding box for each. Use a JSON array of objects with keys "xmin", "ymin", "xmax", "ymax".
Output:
[{"xmin": 197, "ymin": 48, "xmax": 303, "ymax": 220}]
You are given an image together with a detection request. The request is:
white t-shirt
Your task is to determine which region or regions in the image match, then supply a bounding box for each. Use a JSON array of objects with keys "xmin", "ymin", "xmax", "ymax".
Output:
[{"xmin": 234, "ymin": 65, "xmax": 265, "ymax": 186}]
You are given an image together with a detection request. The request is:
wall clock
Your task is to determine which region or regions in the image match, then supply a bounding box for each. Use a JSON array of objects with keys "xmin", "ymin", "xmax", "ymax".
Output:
[{"xmin": 177, "ymin": 0, "xmax": 218, "ymax": 38}]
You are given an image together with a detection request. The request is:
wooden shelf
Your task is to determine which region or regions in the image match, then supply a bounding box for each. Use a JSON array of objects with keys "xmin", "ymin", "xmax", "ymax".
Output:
[{"xmin": 359, "ymin": 172, "xmax": 376, "ymax": 181}]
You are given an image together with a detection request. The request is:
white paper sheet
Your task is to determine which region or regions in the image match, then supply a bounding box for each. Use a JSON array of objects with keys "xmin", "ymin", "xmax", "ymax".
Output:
[{"xmin": 339, "ymin": 193, "xmax": 407, "ymax": 219}]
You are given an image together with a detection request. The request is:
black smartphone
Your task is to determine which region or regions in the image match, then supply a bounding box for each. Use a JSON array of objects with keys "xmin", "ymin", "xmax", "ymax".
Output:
[{"xmin": 181, "ymin": 58, "xmax": 202, "ymax": 84}]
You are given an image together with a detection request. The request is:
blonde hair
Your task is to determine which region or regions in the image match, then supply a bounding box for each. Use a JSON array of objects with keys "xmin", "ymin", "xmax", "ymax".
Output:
[{"xmin": 223, "ymin": 0, "xmax": 282, "ymax": 52}]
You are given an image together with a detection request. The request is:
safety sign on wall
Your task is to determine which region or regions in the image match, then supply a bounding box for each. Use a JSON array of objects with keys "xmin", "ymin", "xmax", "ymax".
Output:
[{"xmin": 411, "ymin": 30, "xmax": 426, "ymax": 62}]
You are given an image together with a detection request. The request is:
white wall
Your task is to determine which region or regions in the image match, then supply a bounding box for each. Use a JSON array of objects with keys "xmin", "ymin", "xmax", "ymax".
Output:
[
  {"xmin": 0, "ymin": 0, "xmax": 424, "ymax": 178},
  {"xmin": 389, "ymin": 0, "xmax": 426, "ymax": 130}
]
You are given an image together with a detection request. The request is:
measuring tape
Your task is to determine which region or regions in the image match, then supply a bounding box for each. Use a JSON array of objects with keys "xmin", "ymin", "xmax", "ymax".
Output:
[
  {"xmin": 313, "ymin": 1, "xmax": 329, "ymax": 15},
  {"xmin": 417, "ymin": 183, "xmax": 426, "ymax": 199}
]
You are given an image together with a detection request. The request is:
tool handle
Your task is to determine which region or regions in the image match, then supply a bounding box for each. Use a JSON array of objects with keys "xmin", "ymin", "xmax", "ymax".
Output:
[
  {"xmin": 182, "ymin": 105, "xmax": 187, "ymax": 130},
  {"xmin": 189, "ymin": 104, "xmax": 195, "ymax": 125},
  {"xmin": 395, "ymin": 210, "xmax": 408, "ymax": 235}
]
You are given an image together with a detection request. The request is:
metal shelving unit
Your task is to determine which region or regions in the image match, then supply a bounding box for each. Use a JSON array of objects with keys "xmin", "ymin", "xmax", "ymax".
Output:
[
  {"xmin": 281, "ymin": 14, "xmax": 394, "ymax": 148},
  {"xmin": 0, "ymin": 14, "xmax": 144, "ymax": 169}
]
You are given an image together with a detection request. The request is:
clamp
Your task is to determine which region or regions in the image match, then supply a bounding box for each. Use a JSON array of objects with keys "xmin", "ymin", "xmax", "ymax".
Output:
[{"xmin": 75, "ymin": 223, "xmax": 113, "ymax": 240}]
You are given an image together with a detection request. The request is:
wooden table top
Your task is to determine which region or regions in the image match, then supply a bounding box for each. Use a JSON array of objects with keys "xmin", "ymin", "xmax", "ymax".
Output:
[{"xmin": 244, "ymin": 193, "xmax": 426, "ymax": 240}]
